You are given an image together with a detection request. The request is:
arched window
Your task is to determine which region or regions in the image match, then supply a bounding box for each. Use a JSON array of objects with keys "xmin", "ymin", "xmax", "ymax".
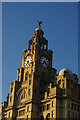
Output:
[
  {"xmin": 46, "ymin": 113, "xmax": 50, "ymax": 120},
  {"xmin": 21, "ymin": 93, "xmax": 26, "ymax": 99}
]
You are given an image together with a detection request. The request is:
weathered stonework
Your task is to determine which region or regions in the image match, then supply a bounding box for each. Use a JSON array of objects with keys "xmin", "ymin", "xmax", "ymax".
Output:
[{"xmin": 1, "ymin": 28, "xmax": 80, "ymax": 119}]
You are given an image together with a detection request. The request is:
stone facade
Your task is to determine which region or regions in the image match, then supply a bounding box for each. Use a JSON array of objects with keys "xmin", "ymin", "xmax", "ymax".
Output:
[{"xmin": 1, "ymin": 27, "xmax": 80, "ymax": 119}]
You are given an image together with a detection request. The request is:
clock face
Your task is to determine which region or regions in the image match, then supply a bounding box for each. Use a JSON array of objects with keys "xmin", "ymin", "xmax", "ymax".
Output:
[
  {"xmin": 24, "ymin": 55, "xmax": 32, "ymax": 68},
  {"xmin": 40, "ymin": 56, "xmax": 49, "ymax": 68}
]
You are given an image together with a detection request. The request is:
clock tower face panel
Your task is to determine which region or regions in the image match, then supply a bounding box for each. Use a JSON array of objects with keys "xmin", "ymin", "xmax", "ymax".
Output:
[
  {"xmin": 40, "ymin": 56, "xmax": 49, "ymax": 68},
  {"xmin": 24, "ymin": 55, "xmax": 32, "ymax": 68}
]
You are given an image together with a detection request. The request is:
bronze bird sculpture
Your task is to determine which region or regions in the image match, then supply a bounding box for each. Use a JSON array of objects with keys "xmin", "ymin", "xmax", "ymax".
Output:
[{"xmin": 37, "ymin": 20, "xmax": 42, "ymax": 29}]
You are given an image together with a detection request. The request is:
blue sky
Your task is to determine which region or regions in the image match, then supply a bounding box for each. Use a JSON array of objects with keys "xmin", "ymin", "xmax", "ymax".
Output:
[{"xmin": 2, "ymin": 2, "xmax": 78, "ymax": 101}]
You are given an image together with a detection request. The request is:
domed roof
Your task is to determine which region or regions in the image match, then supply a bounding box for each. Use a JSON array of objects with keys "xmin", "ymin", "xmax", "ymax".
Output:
[{"xmin": 59, "ymin": 68, "xmax": 72, "ymax": 76}]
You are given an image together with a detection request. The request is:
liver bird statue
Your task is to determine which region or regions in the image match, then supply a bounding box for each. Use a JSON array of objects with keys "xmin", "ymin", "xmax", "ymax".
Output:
[{"xmin": 37, "ymin": 20, "xmax": 42, "ymax": 29}]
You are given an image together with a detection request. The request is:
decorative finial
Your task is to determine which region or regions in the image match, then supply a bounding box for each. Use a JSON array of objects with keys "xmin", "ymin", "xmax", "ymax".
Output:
[{"xmin": 37, "ymin": 20, "xmax": 42, "ymax": 29}]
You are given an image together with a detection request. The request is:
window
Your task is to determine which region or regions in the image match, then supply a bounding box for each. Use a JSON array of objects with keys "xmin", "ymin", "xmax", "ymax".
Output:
[
  {"xmin": 25, "ymin": 72, "xmax": 28, "ymax": 81},
  {"xmin": 67, "ymin": 87, "xmax": 68, "ymax": 94},
  {"xmin": 47, "ymin": 104, "xmax": 50, "ymax": 110},
  {"xmin": 29, "ymin": 89, "xmax": 31, "ymax": 95},
  {"xmin": 43, "ymin": 105, "xmax": 44, "ymax": 111},
  {"xmin": 44, "ymin": 45, "xmax": 46, "ymax": 49},
  {"xmin": 27, "ymin": 115, "xmax": 29, "ymax": 120},
  {"xmin": 10, "ymin": 96, "xmax": 12, "ymax": 102},
  {"xmin": 29, "ymin": 80, "xmax": 31, "ymax": 85},
  {"xmin": 9, "ymin": 112, "xmax": 10, "ymax": 118},
  {"xmin": 72, "ymin": 112, "xmax": 74, "ymax": 120},
  {"xmin": 11, "ymin": 87, "xmax": 13, "ymax": 92},
  {"xmin": 58, "ymin": 80, "xmax": 61, "ymax": 87},
  {"xmin": 72, "ymin": 103, "xmax": 73, "ymax": 109},
  {"xmin": 52, "ymin": 110, "xmax": 54, "ymax": 118},
  {"xmin": 18, "ymin": 75, "xmax": 20, "ymax": 81},
  {"xmin": 75, "ymin": 113, "xmax": 77, "ymax": 119},
  {"xmin": 68, "ymin": 111, "xmax": 70, "ymax": 118},
  {"xmin": 19, "ymin": 110, "xmax": 25, "ymax": 116},
  {"xmin": 52, "ymin": 101, "xmax": 54, "ymax": 107},
  {"xmin": 78, "ymin": 105, "xmax": 79, "ymax": 111},
  {"xmin": 24, "ymin": 93, "xmax": 26, "ymax": 98},
  {"xmin": 27, "ymin": 106, "xmax": 30, "ymax": 112},
  {"xmin": 63, "ymin": 82, "xmax": 65, "ymax": 88},
  {"xmin": 67, "ymin": 101, "xmax": 70, "ymax": 109},
  {"xmin": 21, "ymin": 93, "xmax": 26, "ymax": 99},
  {"xmin": 75, "ymin": 104, "xmax": 76, "ymax": 110}
]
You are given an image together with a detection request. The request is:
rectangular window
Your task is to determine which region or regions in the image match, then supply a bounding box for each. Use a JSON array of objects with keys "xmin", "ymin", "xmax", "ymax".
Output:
[
  {"xmin": 52, "ymin": 101, "xmax": 54, "ymax": 107},
  {"xmin": 78, "ymin": 105, "xmax": 79, "ymax": 111},
  {"xmin": 9, "ymin": 112, "xmax": 10, "ymax": 118},
  {"xmin": 75, "ymin": 104, "xmax": 76, "ymax": 110},
  {"xmin": 43, "ymin": 105, "xmax": 44, "ymax": 111},
  {"xmin": 29, "ymin": 80, "xmax": 31, "ymax": 85},
  {"xmin": 27, "ymin": 106, "xmax": 30, "ymax": 112},
  {"xmin": 47, "ymin": 104, "xmax": 50, "ymax": 110},
  {"xmin": 72, "ymin": 103, "xmax": 73, "ymax": 109},
  {"xmin": 29, "ymin": 89, "xmax": 31, "ymax": 95},
  {"xmin": 72, "ymin": 112, "xmax": 74, "ymax": 120},
  {"xmin": 63, "ymin": 82, "xmax": 65, "ymax": 88},
  {"xmin": 19, "ymin": 110, "xmax": 25, "ymax": 116},
  {"xmin": 11, "ymin": 87, "xmax": 13, "ymax": 92},
  {"xmin": 10, "ymin": 96, "xmax": 12, "ymax": 102},
  {"xmin": 75, "ymin": 113, "xmax": 77, "ymax": 119},
  {"xmin": 68, "ymin": 111, "xmax": 70, "ymax": 118},
  {"xmin": 67, "ymin": 100, "xmax": 70, "ymax": 109},
  {"xmin": 52, "ymin": 110, "xmax": 54, "ymax": 118}
]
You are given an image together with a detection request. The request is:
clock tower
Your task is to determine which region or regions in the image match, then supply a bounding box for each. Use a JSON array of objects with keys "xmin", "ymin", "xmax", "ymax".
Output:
[
  {"xmin": 15, "ymin": 27, "xmax": 57, "ymax": 118},
  {"xmin": 1, "ymin": 22, "xmax": 80, "ymax": 119}
]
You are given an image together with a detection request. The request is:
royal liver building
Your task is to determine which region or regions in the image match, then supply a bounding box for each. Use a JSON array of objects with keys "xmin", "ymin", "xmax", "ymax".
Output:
[{"xmin": 1, "ymin": 22, "xmax": 80, "ymax": 119}]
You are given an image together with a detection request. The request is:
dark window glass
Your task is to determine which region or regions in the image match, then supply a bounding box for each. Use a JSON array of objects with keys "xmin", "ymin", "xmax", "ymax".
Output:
[
  {"xmin": 75, "ymin": 104, "xmax": 76, "ymax": 110},
  {"xmin": 27, "ymin": 115, "xmax": 29, "ymax": 120},
  {"xmin": 25, "ymin": 72, "xmax": 28, "ymax": 80},
  {"xmin": 67, "ymin": 101, "xmax": 70, "ymax": 108},
  {"xmin": 29, "ymin": 80, "xmax": 31, "ymax": 85},
  {"xmin": 43, "ymin": 105, "xmax": 44, "ymax": 111},
  {"xmin": 52, "ymin": 110, "xmax": 54, "ymax": 118},
  {"xmin": 63, "ymin": 82, "xmax": 65, "ymax": 88},
  {"xmin": 11, "ymin": 87, "xmax": 13, "ymax": 92},
  {"xmin": 10, "ymin": 96, "xmax": 12, "ymax": 102},
  {"xmin": 72, "ymin": 103, "xmax": 73, "ymax": 109},
  {"xmin": 27, "ymin": 106, "xmax": 29, "ymax": 112},
  {"xmin": 52, "ymin": 101, "xmax": 54, "ymax": 107},
  {"xmin": 72, "ymin": 112, "xmax": 74, "ymax": 120},
  {"xmin": 29, "ymin": 89, "xmax": 31, "ymax": 95},
  {"xmin": 68, "ymin": 111, "xmax": 70, "ymax": 118},
  {"xmin": 75, "ymin": 113, "xmax": 77, "ymax": 119},
  {"xmin": 9, "ymin": 112, "xmax": 10, "ymax": 118},
  {"xmin": 47, "ymin": 104, "xmax": 50, "ymax": 110}
]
